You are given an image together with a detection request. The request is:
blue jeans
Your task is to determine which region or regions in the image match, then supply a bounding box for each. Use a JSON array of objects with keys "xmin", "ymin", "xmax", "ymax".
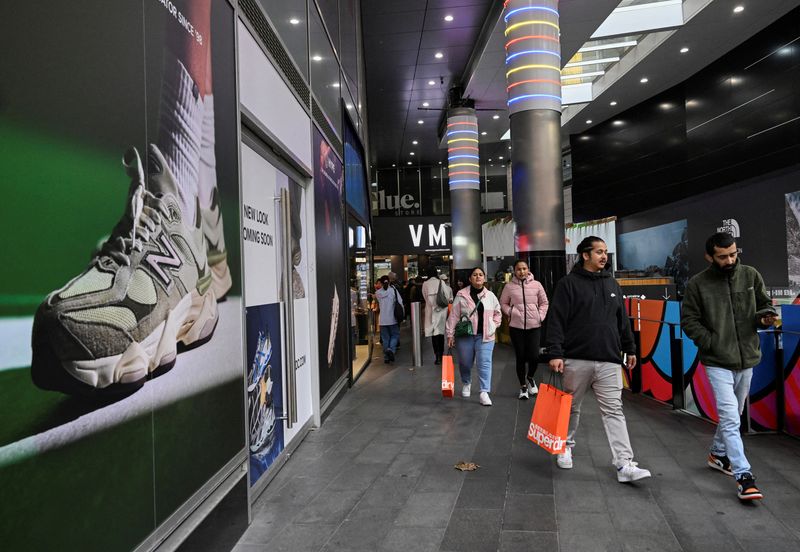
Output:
[
  {"xmin": 455, "ymin": 336, "xmax": 495, "ymax": 392},
  {"xmin": 705, "ymin": 366, "xmax": 753, "ymax": 477},
  {"xmin": 380, "ymin": 324, "xmax": 399, "ymax": 356}
]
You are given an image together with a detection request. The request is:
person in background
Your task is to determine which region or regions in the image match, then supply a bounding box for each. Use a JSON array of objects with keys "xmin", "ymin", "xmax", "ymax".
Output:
[
  {"xmin": 422, "ymin": 268, "xmax": 453, "ymax": 365},
  {"xmin": 375, "ymin": 275, "xmax": 402, "ymax": 363},
  {"xmin": 446, "ymin": 267, "xmax": 502, "ymax": 406},
  {"xmin": 500, "ymin": 260, "xmax": 549, "ymax": 400},
  {"xmin": 546, "ymin": 236, "xmax": 651, "ymax": 483},
  {"xmin": 681, "ymin": 232, "xmax": 777, "ymax": 501}
]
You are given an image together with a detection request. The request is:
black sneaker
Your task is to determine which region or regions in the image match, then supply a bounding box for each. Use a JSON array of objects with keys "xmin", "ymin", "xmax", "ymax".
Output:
[
  {"xmin": 707, "ymin": 453, "xmax": 733, "ymax": 476},
  {"xmin": 388, "ymin": 350, "xmax": 395, "ymax": 362},
  {"xmin": 736, "ymin": 473, "xmax": 763, "ymax": 501}
]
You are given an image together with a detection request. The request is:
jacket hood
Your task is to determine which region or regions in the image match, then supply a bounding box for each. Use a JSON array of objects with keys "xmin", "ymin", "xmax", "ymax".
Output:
[{"xmin": 512, "ymin": 273, "xmax": 535, "ymax": 284}]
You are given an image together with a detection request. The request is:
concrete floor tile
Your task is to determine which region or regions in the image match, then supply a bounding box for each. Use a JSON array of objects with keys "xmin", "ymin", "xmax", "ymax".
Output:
[
  {"xmin": 503, "ymin": 493, "xmax": 556, "ymax": 531},
  {"xmin": 454, "ymin": 477, "xmax": 507, "ymax": 509},
  {"xmin": 440, "ymin": 509, "xmax": 502, "ymax": 552},
  {"xmin": 393, "ymin": 491, "xmax": 459, "ymax": 528},
  {"xmin": 380, "ymin": 527, "xmax": 446, "ymax": 552},
  {"xmin": 499, "ymin": 530, "xmax": 558, "ymax": 551}
]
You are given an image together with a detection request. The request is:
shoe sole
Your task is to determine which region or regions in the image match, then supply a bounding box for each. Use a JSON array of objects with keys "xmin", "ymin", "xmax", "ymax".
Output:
[
  {"xmin": 737, "ymin": 491, "xmax": 763, "ymax": 500},
  {"xmin": 34, "ymin": 289, "xmax": 218, "ymax": 399},
  {"xmin": 707, "ymin": 459, "xmax": 733, "ymax": 476}
]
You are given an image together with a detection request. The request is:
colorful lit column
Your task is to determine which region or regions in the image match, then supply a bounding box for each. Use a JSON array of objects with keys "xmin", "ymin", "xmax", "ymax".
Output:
[
  {"xmin": 447, "ymin": 107, "xmax": 482, "ymax": 273},
  {"xmin": 504, "ymin": 0, "xmax": 565, "ymax": 295}
]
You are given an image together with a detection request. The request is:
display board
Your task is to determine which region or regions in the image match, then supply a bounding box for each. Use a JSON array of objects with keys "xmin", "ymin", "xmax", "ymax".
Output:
[{"xmin": 0, "ymin": 1, "xmax": 244, "ymax": 549}]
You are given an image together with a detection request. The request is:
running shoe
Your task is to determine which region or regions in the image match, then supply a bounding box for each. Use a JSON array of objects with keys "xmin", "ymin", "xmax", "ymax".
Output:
[
  {"xmin": 518, "ymin": 387, "xmax": 529, "ymax": 400},
  {"xmin": 617, "ymin": 461, "xmax": 652, "ymax": 483},
  {"xmin": 31, "ymin": 145, "xmax": 218, "ymax": 399},
  {"xmin": 200, "ymin": 187, "xmax": 232, "ymax": 300},
  {"xmin": 248, "ymin": 330, "xmax": 276, "ymax": 453},
  {"xmin": 557, "ymin": 447, "xmax": 573, "ymax": 469}
]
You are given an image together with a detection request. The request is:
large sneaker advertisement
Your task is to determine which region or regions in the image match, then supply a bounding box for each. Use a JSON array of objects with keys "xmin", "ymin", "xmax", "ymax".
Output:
[
  {"xmin": 314, "ymin": 129, "xmax": 349, "ymax": 398},
  {"xmin": 0, "ymin": 1, "xmax": 244, "ymax": 550}
]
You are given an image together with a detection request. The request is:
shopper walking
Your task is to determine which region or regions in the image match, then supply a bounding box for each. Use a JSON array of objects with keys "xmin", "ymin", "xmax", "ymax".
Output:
[
  {"xmin": 500, "ymin": 260, "xmax": 549, "ymax": 399},
  {"xmin": 375, "ymin": 275, "xmax": 402, "ymax": 364},
  {"xmin": 681, "ymin": 232, "xmax": 777, "ymax": 500},
  {"xmin": 422, "ymin": 268, "xmax": 453, "ymax": 365},
  {"xmin": 546, "ymin": 236, "xmax": 651, "ymax": 483},
  {"xmin": 446, "ymin": 267, "xmax": 502, "ymax": 406}
]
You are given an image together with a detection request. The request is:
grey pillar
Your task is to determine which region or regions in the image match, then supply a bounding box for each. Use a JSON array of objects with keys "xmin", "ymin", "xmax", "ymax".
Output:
[
  {"xmin": 504, "ymin": 0, "xmax": 566, "ymax": 296},
  {"xmin": 447, "ymin": 107, "xmax": 482, "ymax": 272}
]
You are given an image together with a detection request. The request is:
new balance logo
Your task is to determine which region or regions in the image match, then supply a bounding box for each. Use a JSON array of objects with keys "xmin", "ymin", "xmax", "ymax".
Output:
[{"xmin": 146, "ymin": 233, "xmax": 183, "ymax": 287}]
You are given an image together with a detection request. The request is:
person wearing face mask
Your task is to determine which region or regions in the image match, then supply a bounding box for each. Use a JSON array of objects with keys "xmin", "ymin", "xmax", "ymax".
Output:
[
  {"xmin": 682, "ymin": 232, "xmax": 777, "ymax": 501},
  {"xmin": 546, "ymin": 236, "xmax": 651, "ymax": 483},
  {"xmin": 500, "ymin": 260, "xmax": 549, "ymax": 400},
  {"xmin": 446, "ymin": 267, "xmax": 502, "ymax": 406}
]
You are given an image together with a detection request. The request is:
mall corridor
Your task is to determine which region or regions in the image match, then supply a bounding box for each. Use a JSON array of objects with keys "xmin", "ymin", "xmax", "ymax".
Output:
[{"xmin": 233, "ymin": 334, "xmax": 800, "ymax": 552}]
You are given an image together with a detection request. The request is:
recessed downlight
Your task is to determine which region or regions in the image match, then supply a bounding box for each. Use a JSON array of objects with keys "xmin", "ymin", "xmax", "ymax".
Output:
[
  {"xmin": 407, "ymin": 161, "xmax": 412, "ymax": 165},
  {"xmin": 481, "ymin": 131, "xmax": 487, "ymax": 136},
  {"xmin": 289, "ymin": 18, "xmax": 300, "ymax": 25},
  {"xmin": 427, "ymin": 80, "xmax": 436, "ymax": 86},
  {"xmin": 412, "ymin": 140, "xmax": 418, "ymax": 145},
  {"xmin": 422, "ymin": 102, "xmax": 430, "ymax": 107},
  {"xmin": 610, "ymin": 100, "xmax": 618, "ymax": 106},
  {"xmin": 410, "ymin": 152, "xmax": 415, "ymax": 156},
  {"xmin": 640, "ymin": 77, "xmax": 649, "ymax": 83},
  {"xmin": 493, "ymin": 114, "xmax": 500, "ymax": 119},
  {"xmin": 418, "ymin": 120, "xmax": 424, "ymax": 125},
  {"xmin": 312, "ymin": 54, "xmax": 322, "ymax": 61},
  {"xmin": 586, "ymin": 119, "xmax": 592, "ymax": 124},
  {"xmin": 434, "ymin": 52, "xmax": 444, "ymax": 59},
  {"xmin": 733, "ymin": 5, "xmax": 744, "ymax": 14},
  {"xmin": 444, "ymin": 15, "xmax": 454, "ymax": 22},
  {"xmin": 680, "ymin": 47, "xmax": 690, "ymax": 54}
]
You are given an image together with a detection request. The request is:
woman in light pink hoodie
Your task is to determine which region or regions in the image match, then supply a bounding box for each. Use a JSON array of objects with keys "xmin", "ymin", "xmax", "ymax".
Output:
[{"xmin": 499, "ymin": 260, "xmax": 549, "ymax": 400}]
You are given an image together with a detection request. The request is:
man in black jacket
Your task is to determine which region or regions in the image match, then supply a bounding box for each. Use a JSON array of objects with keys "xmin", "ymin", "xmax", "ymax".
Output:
[
  {"xmin": 547, "ymin": 236, "xmax": 651, "ymax": 483},
  {"xmin": 681, "ymin": 232, "xmax": 777, "ymax": 501}
]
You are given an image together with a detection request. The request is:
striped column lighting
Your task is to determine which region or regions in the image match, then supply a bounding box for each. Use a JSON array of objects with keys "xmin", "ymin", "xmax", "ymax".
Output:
[
  {"xmin": 504, "ymin": 0, "xmax": 562, "ymax": 115},
  {"xmin": 446, "ymin": 112, "xmax": 480, "ymax": 191}
]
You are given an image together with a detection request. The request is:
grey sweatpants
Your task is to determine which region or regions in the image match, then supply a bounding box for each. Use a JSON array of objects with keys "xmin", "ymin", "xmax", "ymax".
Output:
[{"xmin": 563, "ymin": 359, "xmax": 634, "ymax": 469}]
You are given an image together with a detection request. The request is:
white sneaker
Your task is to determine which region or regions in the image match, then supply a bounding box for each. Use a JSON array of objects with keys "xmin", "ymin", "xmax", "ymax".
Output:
[
  {"xmin": 617, "ymin": 461, "xmax": 651, "ymax": 483},
  {"xmin": 518, "ymin": 388, "xmax": 529, "ymax": 400},
  {"xmin": 557, "ymin": 447, "xmax": 573, "ymax": 469},
  {"xmin": 479, "ymin": 391, "xmax": 492, "ymax": 406},
  {"xmin": 461, "ymin": 383, "xmax": 471, "ymax": 398},
  {"xmin": 527, "ymin": 380, "xmax": 538, "ymax": 396}
]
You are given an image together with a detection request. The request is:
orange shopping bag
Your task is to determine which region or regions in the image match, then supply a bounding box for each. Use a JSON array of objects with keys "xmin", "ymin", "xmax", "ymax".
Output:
[
  {"xmin": 441, "ymin": 353, "xmax": 455, "ymax": 398},
  {"xmin": 527, "ymin": 376, "xmax": 572, "ymax": 454}
]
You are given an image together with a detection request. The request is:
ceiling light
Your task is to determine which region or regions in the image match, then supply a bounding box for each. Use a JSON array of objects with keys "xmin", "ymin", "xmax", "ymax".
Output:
[
  {"xmin": 289, "ymin": 18, "xmax": 300, "ymax": 25},
  {"xmin": 444, "ymin": 14, "xmax": 454, "ymax": 22},
  {"xmin": 613, "ymin": 120, "xmax": 624, "ymax": 126},
  {"xmin": 428, "ymin": 80, "xmax": 436, "ymax": 86},
  {"xmin": 640, "ymin": 77, "xmax": 649, "ymax": 83},
  {"xmin": 422, "ymin": 102, "xmax": 430, "ymax": 107},
  {"xmin": 610, "ymin": 100, "xmax": 618, "ymax": 106},
  {"xmin": 508, "ymin": 146, "xmax": 512, "ymax": 150},
  {"xmin": 312, "ymin": 54, "xmax": 322, "ymax": 61},
  {"xmin": 410, "ymin": 152, "xmax": 415, "ymax": 156},
  {"xmin": 586, "ymin": 119, "xmax": 592, "ymax": 124},
  {"xmin": 407, "ymin": 161, "xmax": 412, "ymax": 165},
  {"xmin": 565, "ymin": 56, "xmax": 620, "ymax": 68},
  {"xmin": 412, "ymin": 140, "xmax": 418, "ymax": 145},
  {"xmin": 346, "ymin": 104, "xmax": 353, "ymax": 109},
  {"xmin": 680, "ymin": 47, "xmax": 690, "ymax": 54},
  {"xmin": 580, "ymin": 135, "xmax": 590, "ymax": 141},
  {"xmin": 488, "ymin": 158, "xmax": 492, "ymax": 162},
  {"xmin": 392, "ymin": 164, "xmax": 396, "ymax": 167},
  {"xmin": 493, "ymin": 114, "xmax": 500, "ymax": 120},
  {"xmin": 733, "ymin": 6, "xmax": 744, "ymax": 14},
  {"xmin": 417, "ymin": 120, "xmax": 424, "ymax": 124},
  {"xmin": 578, "ymin": 40, "xmax": 637, "ymax": 53},
  {"xmin": 439, "ymin": 161, "xmax": 442, "ymax": 164},
  {"xmin": 435, "ymin": 52, "xmax": 444, "ymax": 59},
  {"xmin": 481, "ymin": 131, "xmax": 487, "ymax": 135}
]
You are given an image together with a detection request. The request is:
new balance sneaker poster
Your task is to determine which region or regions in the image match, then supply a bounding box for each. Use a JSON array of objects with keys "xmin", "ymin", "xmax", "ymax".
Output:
[{"xmin": 0, "ymin": 1, "xmax": 244, "ymax": 550}]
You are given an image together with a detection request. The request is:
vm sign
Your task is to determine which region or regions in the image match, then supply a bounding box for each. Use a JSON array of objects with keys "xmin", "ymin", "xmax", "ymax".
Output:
[{"xmin": 409, "ymin": 224, "xmax": 448, "ymax": 248}]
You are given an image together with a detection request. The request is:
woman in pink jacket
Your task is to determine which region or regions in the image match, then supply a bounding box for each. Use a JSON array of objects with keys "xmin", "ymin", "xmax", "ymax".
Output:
[
  {"xmin": 446, "ymin": 267, "xmax": 502, "ymax": 406},
  {"xmin": 499, "ymin": 260, "xmax": 549, "ymax": 400}
]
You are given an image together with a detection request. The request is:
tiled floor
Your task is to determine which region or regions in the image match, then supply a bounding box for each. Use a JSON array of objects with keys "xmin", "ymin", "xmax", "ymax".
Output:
[{"xmin": 234, "ymin": 330, "xmax": 800, "ymax": 552}]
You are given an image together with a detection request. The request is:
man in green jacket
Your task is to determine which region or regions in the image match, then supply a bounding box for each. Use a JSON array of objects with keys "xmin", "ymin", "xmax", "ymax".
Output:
[{"xmin": 681, "ymin": 232, "xmax": 777, "ymax": 501}]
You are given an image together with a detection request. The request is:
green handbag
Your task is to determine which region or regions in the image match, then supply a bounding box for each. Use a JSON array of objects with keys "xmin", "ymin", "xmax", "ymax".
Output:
[{"xmin": 454, "ymin": 299, "xmax": 480, "ymax": 337}]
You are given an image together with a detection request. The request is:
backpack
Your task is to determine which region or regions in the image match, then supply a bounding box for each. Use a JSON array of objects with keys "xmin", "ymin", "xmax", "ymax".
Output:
[{"xmin": 435, "ymin": 279, "xmax": 449, "ymax": 308}]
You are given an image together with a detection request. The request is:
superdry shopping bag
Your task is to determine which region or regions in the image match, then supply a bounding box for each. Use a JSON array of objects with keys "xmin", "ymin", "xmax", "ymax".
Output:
[
  {"xmin": 527, "ymin": 378, "xmax": 572, "ymax": 454},
  {"xmin": 441, "ymin": 354, "xmax": 455, "ymax": 398}
]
